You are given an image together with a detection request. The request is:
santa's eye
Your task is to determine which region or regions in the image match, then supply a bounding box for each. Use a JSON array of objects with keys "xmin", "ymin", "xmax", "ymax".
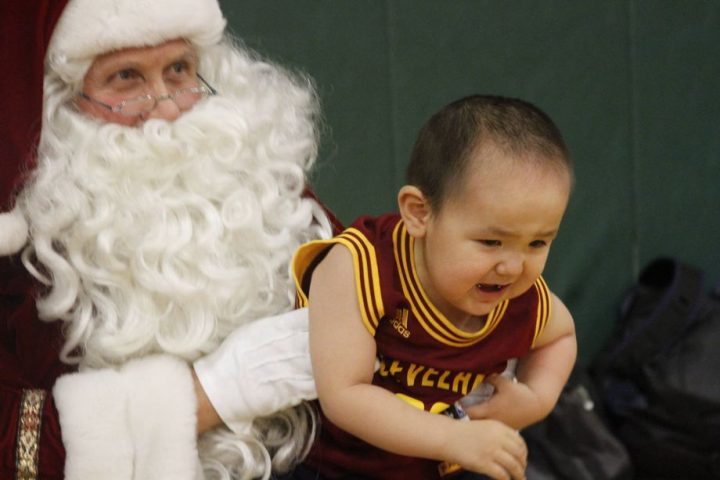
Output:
[{"xmin": 114, "ymin": 69, "xmax": 140, "ymax": 81}]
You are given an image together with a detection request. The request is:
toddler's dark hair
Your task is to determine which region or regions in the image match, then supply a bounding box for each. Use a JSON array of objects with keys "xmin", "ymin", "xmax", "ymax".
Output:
[{"xmin": 406, "ymin": 95, "xmax": 572, "ymax": 211}]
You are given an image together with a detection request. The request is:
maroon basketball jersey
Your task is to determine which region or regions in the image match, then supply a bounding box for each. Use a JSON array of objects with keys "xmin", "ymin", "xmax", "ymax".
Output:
[{"xmin": 293, "ymin": 213, "xmax": 551, "ymax": 479}]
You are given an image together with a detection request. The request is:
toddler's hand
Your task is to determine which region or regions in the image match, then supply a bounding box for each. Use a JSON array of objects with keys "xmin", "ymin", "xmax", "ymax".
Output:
[
  {"xmin": 443, "ymin": 418, "xmax": 527, "ymax": 480},
  {"xmin": 464, "ymin": 375, "xmax": 544, "ymax": 430}
]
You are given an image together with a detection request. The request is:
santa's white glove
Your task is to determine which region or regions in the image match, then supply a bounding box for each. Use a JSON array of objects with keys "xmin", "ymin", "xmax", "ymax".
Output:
[{"xmin": 193, "ymin": 308, "xmax": 316, "ymax": 434}]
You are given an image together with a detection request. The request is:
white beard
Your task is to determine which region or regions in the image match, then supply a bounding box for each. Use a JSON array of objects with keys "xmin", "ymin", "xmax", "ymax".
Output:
[{"xmin": 20, "ymin": 42, "xmax": 330, "ymax": 370}]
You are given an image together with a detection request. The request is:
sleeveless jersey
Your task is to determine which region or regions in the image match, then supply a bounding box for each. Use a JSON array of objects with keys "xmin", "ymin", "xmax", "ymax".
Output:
[{"xmin": 292, "ymin": 214, "xmax": 551, "ymax": 479}]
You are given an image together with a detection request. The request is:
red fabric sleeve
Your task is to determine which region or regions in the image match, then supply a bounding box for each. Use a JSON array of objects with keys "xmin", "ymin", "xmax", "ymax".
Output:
[{"xmin": 0, "ymin": 255, "xmax": 72, "ymax": 479}]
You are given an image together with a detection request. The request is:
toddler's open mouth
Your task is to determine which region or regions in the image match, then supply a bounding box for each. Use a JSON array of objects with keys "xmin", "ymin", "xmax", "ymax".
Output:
[{"xmin": 476, "ymin": 283, "xmax": 506, "ymax": 292}]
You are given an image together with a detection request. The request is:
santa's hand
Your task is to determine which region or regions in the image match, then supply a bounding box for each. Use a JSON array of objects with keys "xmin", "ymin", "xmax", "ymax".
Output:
[{"xmin": 193, "ymin": 308, "xmax": 315, "ymax": 434}]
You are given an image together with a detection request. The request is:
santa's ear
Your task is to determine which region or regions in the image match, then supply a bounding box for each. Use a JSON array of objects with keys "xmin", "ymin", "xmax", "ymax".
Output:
[{"xmin": 398, "ymin": 185, "xmax": 431, "ymax": 238}]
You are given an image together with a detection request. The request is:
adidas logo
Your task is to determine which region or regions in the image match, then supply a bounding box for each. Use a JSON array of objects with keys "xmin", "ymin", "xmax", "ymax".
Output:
[{"xmin": 391, "ymin": 308, "xmax": 411, "ymax": 338}]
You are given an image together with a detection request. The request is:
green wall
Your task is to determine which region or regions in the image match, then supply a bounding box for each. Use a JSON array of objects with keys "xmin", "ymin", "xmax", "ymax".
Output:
[{"xmin": 220, "ymin": 1, "xmax": 720, "ymax": 365}]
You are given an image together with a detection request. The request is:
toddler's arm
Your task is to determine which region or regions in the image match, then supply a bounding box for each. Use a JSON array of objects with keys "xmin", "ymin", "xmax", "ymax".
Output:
[
  {"xmin": 464, "ymin": 293, "xmax": 576, "ymax": 430},
  {"xmin": 309, "ymin": 245, "xmax": 527, "ymax": 479}
]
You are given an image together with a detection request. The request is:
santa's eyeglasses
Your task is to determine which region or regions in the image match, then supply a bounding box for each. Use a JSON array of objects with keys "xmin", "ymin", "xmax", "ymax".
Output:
[{"xmin": 78, "ymin": 74, "xmax": 217, "ymax": 117}]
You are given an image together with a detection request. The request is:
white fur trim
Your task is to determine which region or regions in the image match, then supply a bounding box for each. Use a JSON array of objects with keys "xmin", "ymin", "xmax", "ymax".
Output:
[
  {"xmin": 0, "ymin": 206, "xmax": 28, "ymax": 256},
  {"xmin": 122, "ymin": 355, "xmax": 200, "ymax": 480},
  {"xmin": 54, "ymin": 369, "xmax": 134, "ymax": 480},
  {"xmin": 53, "ymin": 356, "xmax": 200, "ymax": 480},
  {"xmin": 48, "ymin": 0, "xmax": 226, "ymax": 63}
]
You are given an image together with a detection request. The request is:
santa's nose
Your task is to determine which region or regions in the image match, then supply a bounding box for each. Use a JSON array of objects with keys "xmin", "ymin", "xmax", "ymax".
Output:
[
  {"xmin": 146, "ymin": 95, "xmax": 182, "ymax": 122},
  {"xmin": 142, "ymin": 79, "xmax": 183, "ymax": 122}
]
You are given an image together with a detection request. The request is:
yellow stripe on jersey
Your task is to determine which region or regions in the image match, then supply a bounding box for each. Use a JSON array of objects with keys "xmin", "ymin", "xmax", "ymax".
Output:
[
  {"xmin": 292, "ymin": 241, "xmax": 319, "ymax": 307},
  {"xmin": 393, "ymin": 222, "xmax": 506, "ymax": 347},
  {"xmin": 291, "ymin": 230, "xmax": 385, "ymax": 336},
  {"xmin": 337, "ymin": 230, "xmax": 385, "ymax": 335},
  {"xmin": 531, "ymin": 276, "xmax": 551, "ymax": 346}
]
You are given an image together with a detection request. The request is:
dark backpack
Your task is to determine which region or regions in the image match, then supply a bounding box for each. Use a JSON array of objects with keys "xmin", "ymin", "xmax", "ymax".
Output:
[
  {"xmin": 522, "ymin": 370, "xmax": 633, "ymax": 480},
  {"xmin": 592, "ymin": 257, "xmax": 720, "ymax": 479}
]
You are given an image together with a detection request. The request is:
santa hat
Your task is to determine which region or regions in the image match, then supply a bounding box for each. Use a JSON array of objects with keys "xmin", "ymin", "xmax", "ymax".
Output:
[{"xmin": 0, "ymin": 0, "xmax": 226, "ymax": 256}]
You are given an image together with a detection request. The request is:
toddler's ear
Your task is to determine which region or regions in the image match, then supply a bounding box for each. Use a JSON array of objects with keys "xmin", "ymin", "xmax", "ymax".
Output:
[{"xmin": 398, "ymin": 185, "xmax": 431, "ymax": 238}]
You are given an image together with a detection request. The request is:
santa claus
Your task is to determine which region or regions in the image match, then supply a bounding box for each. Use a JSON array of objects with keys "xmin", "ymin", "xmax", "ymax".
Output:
[{"xmin": 0, "ymin": 1, "xmax": 340, "ymax": 479}]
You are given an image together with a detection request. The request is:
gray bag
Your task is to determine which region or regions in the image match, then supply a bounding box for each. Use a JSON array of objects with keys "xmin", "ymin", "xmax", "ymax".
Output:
[{"xmin": 522, "ymin": 374, "xmax": 633, "ymax": 480}]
